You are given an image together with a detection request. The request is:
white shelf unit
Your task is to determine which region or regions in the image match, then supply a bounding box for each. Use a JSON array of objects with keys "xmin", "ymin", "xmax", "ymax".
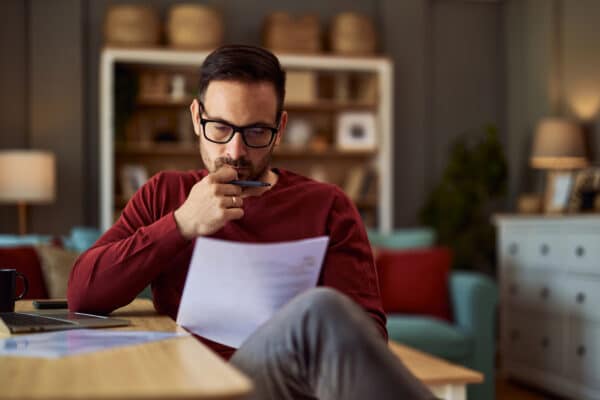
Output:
[
  {"xmin": 495, "ymin": 215, "xmax": 600, "ymax": 400},
  {"xmin": 99, "ymin": 47, "xmax": 394, "ymax": 232}
]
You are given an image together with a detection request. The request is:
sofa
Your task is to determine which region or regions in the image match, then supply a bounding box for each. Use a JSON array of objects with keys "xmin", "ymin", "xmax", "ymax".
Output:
[
  {"xmin": 369, "ymin": 229, "xmax": 498, "ymax": 400},
  {"xmin": 0, "ymin": 227, "xmax": 151, "ymax": 300}
]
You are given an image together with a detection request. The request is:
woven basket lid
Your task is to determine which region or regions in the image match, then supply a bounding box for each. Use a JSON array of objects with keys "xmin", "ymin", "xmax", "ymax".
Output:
[
  {"xmin": 330, "ymin": 12, "xmax": 376, "ymax": 55},
  {"xmin": 104, "ymin": 5, "xmax": 160, "ymax": 47},
  {"xmin": 262, "ymin": 12, "xmax": 321, "ymax": 53},
  {"xmin": 166, "ymin": 4, "xmax": 223, "ymax": 49}
]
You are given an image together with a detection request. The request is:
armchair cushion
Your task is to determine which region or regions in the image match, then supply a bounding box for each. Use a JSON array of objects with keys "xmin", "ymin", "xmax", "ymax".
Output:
[
  {"xmin": 62, "ymin": 226, "xmax": 102, "ymax": 252},
  {"xmin": 376, "ymin": 247, "xmax": 452, "ymax": 321},
  {"xmin": 36, "ymin": 245, "xmax": 80, "ymax": 298},
  {"xmin": 0, "ymin": 235, "xmax": 55, "ymax": 248},
  {"xmin": 0, "ymin": 246, "xmax": 49, "ymax": 299},
  {"xmin": 386, "ymin": 315, "xmax": 471, "ymax": 362},
  {"xmin": 368, "ymin": 228, "xmax": 435, "ymax": 250}
]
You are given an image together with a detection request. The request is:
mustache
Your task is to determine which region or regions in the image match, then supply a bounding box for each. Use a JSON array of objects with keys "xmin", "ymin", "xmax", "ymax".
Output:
[{"xmin": 215, "ymin": 157, "xmax": 252, "ymax": 168}]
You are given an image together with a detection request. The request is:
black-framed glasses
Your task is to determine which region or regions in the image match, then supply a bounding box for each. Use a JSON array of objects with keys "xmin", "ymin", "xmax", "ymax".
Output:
[{"xmin": 199, "ymin": 117, "xmax": 279, "ymax": 148}]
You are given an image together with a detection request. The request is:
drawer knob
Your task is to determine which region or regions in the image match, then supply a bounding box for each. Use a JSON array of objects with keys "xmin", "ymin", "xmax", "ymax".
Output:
[
  {"xmin": 541, "ymin": 337, "xmax": 550, "ymax": 348},
  {"xmin": 577, "ymin": 345, "xmax": 586, "ymax": 357},
  {"xmin": 576, "ymin": 292, "xmax": 586, "ymax": 304},
  {"xmin": 509, "ymin": 243, "xmax": 518, "ymax": 255},
  {"xmin": 540, "ymin": 287, "xmax": 550, "ymax": 299},
  {"xmin": 540, "ymin": 244, "xmax": 550, "ymax": 256},
  {"xmin": 576, "ymin": 246, "xmax": 585, "ymax": 257}
]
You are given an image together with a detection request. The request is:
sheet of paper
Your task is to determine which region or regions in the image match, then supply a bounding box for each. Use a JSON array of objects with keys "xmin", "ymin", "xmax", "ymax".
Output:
[
  {"xmin": 176, "ymin": 236, "xmax": 329, "ymax": 348},
  {"xmin": 0, "ymin": 329, "xmax": 187, "ymax": 358}
]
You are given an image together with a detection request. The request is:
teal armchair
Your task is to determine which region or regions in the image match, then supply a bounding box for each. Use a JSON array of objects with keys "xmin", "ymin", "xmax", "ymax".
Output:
[
  {"xmin": 368, "ymin": 228, "xmax": 498, "ymax": 400},
  {"xmin": 386, "ymin": 271, "xmax": 498, "ymax": 400}
]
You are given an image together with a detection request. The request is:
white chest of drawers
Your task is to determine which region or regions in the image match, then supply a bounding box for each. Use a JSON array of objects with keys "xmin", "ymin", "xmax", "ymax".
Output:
[{"xmin": 495, "ymin": 216, "xmax": 600, "ymax": 400}]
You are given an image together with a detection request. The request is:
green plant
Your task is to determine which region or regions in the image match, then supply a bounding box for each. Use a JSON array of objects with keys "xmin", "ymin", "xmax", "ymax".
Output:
[{"xmin": 419, "ymin": 124, "xmax": 507, "ymax": 274}]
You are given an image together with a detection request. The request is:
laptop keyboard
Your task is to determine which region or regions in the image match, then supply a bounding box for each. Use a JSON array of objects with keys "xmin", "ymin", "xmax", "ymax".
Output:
[{"xmin": 0, "ymin": 313, "xmax": 75, "ymax": 326}]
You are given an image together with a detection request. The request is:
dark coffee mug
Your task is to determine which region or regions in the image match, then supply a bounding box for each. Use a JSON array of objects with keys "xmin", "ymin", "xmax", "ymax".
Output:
[{"xmin": 0, "ymin": 268, "xmax": 29, "ymax": 312}]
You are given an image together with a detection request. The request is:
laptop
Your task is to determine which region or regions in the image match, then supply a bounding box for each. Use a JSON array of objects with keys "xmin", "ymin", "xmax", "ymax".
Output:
[{"xmin": 0, "ymin": 310, "xmax": 131, "ymax": 335}]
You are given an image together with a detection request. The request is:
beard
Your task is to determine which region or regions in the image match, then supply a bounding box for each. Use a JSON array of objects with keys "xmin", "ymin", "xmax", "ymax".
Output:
[{"xmin": 200, "ymin": 144, "xmax": 273, "ymax": 181}]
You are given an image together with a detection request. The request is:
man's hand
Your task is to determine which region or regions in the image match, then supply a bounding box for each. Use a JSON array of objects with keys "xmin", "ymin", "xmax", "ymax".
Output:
[{"xmin": 174, "ymin": 166, "xmax": 244, "ymax": 239}]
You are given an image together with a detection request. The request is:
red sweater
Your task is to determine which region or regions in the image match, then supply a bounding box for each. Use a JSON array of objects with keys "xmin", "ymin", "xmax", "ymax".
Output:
[{"xmin": 68, "ymin": 168, "xmax": 387, "ymax": 359}]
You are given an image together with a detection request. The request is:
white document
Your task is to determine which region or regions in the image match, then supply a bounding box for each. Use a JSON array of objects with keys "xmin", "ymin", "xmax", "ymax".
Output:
[
  {"xmin": 0, "ymin": 330, "xmax": 187, "ymax": 358},
  {"xmin": 176, "ymin": 236, "xmax": 329, "ymax": 348}
]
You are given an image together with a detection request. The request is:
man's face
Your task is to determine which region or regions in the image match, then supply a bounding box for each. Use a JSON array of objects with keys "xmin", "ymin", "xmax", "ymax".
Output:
[{"xmin": 190, "ymin": 80, "xmax": 287, "ymax": 181}]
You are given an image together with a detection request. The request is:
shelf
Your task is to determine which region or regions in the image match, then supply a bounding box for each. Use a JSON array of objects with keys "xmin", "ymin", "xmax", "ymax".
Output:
[
  {"xmin": 355, "ymin": 198, "xmax": 378, "ymax": 209},
  {"xmin": 285, "ymin": 101, "xmax": 376, "ymax": 112},
  {"xmin": 116, "ymin": 142, "xmax": 198, "ymax": 157},
  {"xmin": 274, "ymin": 147, "xmax": 376, "ymax": 158},
  {"xmin": 116, "ymin": 142, "xmax": 376, "ymax": 159},
  {"xmin": 104, "ymin": 47, "xmax": 392, "ymax": 70},
  {"xmin": 101, "ymin": 48, "xmax": 394, "ymax": 232},
  {"xmin": 116, "ymin": 195, "xmax": 377, "ymax": 211},
  {"xmin": 135, "ymin": 97, "xmax": 376, "ymax": 112},
  {"xmin": 136, "ymin": 97, "xmax": 193, "ymax": 107}
]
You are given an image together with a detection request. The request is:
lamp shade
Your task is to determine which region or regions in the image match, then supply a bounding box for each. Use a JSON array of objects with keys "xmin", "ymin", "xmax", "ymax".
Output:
[
  {"xmin": 530, "ymin": 118, "xmax": 588, "ymax": 169},
  {"xmin": 0, "ymin": 150, "xmax": 56, "ymax": 203}
]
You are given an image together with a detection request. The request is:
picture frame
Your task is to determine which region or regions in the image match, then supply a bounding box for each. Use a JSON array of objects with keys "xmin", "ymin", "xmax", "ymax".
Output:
[
  {"xmin": 120, "ymin": 164, "xmax": 149, "ymax": 199},
  {"xmin": 567, "ymin": 166, "xmax": 600, "ymax": 213},
  {"xmin": 335, "ymin": 112, "xmax": 377, "ymax": 151},
  {"xmin": 544, "ymin": 171, "xmax": 574, "ymax": 214}
]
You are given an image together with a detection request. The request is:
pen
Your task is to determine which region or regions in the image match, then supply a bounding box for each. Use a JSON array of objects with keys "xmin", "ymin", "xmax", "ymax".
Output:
[{"xmin": 229, "ymin": 180, "xmax": 272, "ymax": 187}]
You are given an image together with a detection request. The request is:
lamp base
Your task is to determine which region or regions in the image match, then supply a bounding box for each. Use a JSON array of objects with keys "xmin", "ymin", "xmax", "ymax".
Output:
[{"xmin": 17, "ymin": 202, "xmax": 27, "ymax": 235}]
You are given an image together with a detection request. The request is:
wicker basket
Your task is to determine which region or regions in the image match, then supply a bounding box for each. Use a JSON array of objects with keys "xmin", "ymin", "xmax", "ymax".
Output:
[
  {"xmin": 104, "ymin": 5, "xmax": 160, "ymax": 47},
  {"xmin": 166, "ymin": 4, "xmax": 223, "ymax": 50},
  {"xmin": 263, "ymin": 12, "xmax": 321, "ymax": 53},
  {"xmin": 330, "ymin": 12, "xmax": 376, "ymax": 55}
]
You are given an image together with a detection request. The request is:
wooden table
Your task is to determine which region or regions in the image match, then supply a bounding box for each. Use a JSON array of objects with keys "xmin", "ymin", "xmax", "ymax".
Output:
[
  {"xmin": 389, "ymin": 341, "xmax": 484, "ymax": 400},
  {"xmin": 0, "ymin": 299, "xmax": 252, "ymax": 400},
  {"xmin": 1, "ymin": 299, "xmax": 481, "ymax": 400}
]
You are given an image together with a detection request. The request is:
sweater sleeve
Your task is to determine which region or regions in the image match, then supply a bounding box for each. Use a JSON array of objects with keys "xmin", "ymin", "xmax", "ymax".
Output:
[
  {"xmin": 320, "ymin": 188, "xmax": 388, "ymax": 341},
  {"xmin": 67, "ymin": 173, "xmax": 189, "ymax": 314}
]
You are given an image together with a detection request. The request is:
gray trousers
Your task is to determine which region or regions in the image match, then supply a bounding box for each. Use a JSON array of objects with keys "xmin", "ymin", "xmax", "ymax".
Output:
[{"xmin": 230, "ymin": 288, "xmax": 435, "ymax": 400}]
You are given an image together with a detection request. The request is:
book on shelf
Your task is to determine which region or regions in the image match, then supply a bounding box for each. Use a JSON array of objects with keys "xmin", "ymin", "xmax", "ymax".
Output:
[
  {"xmin": 343, "ymin": 165, "xmax": 378, "ymax": 205},
  {"xmin": 344, "ymin": 166, "xmax": 367, "ymax": 202}
]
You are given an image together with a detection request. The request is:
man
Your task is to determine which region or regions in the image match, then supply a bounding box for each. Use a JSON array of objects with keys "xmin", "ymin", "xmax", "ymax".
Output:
[{"xmin": 68, "ymin": 45, "xmax": 434, "ymax": 400}]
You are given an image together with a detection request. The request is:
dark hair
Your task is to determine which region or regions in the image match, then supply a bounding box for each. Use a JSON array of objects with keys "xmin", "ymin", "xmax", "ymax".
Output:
[{"xmin": 198, "ymin": 45, "xmax": 286, "ymax": 118}]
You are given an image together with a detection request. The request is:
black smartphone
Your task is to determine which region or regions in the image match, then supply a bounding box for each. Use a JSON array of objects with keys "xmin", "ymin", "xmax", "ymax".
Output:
[{"xmin": 32, "ymin": 300, "xmax": 69, "ymax": 309}]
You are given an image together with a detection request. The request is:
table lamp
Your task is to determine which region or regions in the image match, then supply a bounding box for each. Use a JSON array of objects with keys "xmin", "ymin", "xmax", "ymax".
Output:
[
  {"xmin": 530, "ymin": 118, "xmax": 588, "ymax": 212},
  {"xmin": 0, "ymin": 150, "xmax": 56, "ymax": 235}
]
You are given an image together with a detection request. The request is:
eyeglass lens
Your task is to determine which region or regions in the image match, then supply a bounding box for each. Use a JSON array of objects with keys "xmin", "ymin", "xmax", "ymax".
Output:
[{"xmin": 204, "ymin": 121, "xmax": 274, "ymax": 147}]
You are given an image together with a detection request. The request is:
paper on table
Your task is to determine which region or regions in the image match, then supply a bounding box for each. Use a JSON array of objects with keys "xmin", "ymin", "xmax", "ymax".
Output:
[
  {"xmin": 176, "ymin": 236, "xmax": 329, "ymax": 348},
  {"xmin": 0, "ymin": 329, "xmax": 188, "ymax": 358}
]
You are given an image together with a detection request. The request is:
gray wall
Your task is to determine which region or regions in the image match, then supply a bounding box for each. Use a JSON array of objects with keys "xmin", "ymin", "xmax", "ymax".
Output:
[
  {"xmin": 28, "ymin": 0, "xmax": 85, "ymax": 234},
  {"xmin": 0, "ymin": 1, "xmax": 28, "ymax": 230},
  {"xmin": 504, "ymin": 0, "xmax": 557, "ymax": 203},
  {"xmin": 1, "ymin": 0, "xmax": 504, "ymax": 233},
  {"xmin": 0, "ymin": 0, "xmax": 85, "ymax": 234},
  {"xmin": 383, "ymin": 0, "xmax": 504, "ymax": 224},
  {"xmin": 504, "ymin": 0, "xmax": 600, "ymax": 206},
  {"xmin": 563, "ymin": 1, "xmax": 600, "ymax": 158}
]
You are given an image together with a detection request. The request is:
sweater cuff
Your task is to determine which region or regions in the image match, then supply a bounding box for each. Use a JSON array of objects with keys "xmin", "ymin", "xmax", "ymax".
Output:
[{"xmin": 142, "ymin": 211, "xmax": 190, "ymax": 260}]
